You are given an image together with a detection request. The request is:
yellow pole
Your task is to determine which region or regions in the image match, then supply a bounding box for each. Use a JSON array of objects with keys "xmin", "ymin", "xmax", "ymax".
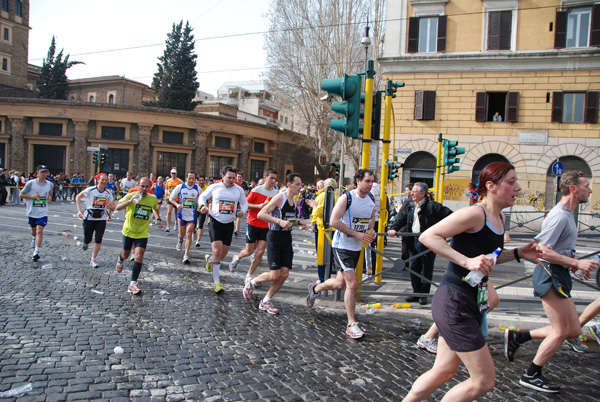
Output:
[
  {"xmin": 435, "ymin": 135, "xmax": 443, "ymax": 202},
  {"xmin": 316, "ymin": 227, "xmax": 325, "ymax": 265},
  {"xmin": 361, "ymin": 75, "xmax": 374, "ymax": 169}
]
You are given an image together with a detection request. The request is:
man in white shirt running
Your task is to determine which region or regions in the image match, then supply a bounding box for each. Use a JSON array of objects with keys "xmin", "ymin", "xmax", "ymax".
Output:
[
  {"xmin": 169, "ymin": 171, "xmax": 201, "ymax": 264},
  {"xmin": 20, "ymin": 165, "xmax": 54, "ymax": 262},
  {"xmin": 120, "ymin": 171, "xmax": 136, "ymax": 198},
  {"xmin": 199, "ymin": 165, "xmax": 248, "ymax": 293}
]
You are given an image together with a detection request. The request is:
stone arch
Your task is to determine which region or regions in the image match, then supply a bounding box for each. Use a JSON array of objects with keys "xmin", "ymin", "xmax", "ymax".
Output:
[
  {"xmin": 534, "ymin": 143, "xmax": 600, "ymax": 178},
  {"xmin": 461, "ymin": 141, "xmax": 526, "ymax": 174}
]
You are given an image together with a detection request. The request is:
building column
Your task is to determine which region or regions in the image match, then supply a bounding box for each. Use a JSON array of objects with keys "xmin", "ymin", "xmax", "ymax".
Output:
[
  {"xmin": 72, "ymin": 120, "xmax": 89, "ymax": 177},
  {"xmin": 238, "ymin": 136, "xmax": 251, "ymax": 175},
  {"xmin": 194, "ymin": 130, "xmax": 209, "ymax": 174},
  {"xmin": 7, "ymin": 116, "xmax": 26, "ymax": 172},
  {"xmin": 137, "ymin": 124, "xmax": 153, "ymax": 176}
]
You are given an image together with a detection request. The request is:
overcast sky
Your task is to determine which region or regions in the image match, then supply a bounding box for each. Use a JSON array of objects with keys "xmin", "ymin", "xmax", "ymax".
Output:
[{"xmin": 28, "ymin": 0, "xmax": 271, "ymax": 96}]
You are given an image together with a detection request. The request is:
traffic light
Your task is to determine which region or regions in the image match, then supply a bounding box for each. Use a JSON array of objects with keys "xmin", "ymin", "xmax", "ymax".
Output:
[
  {"xmin": 444, "ymin": 140, "xmax": 465, "ymax": 174},
  {"xmin": 359, "ymin": 91, "xmax": 383, "ymax": 141},
  {"xmin": 388, "ymin": 162, "xmax": 400, "ymax": 181},
  {"xmin": 321, "ymin": 74, "xmax": 362, "ymax": 138},
  {"xmin": 92, "ymin": 151, "xmax": 99, "ymax": 164},
  {"xmin": 100, "ymin": 153, "xmax": 107, "ymax": 164},
  {"xmin": 331, "ymin": 162, "xmax": 340, "ymax": 180},
  {"xmin": 386, "ymin": 81, "xmax": 405, "ymax": 98}
]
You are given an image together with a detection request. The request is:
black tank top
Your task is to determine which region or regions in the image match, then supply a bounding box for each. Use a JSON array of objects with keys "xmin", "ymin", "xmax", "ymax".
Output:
[
  {"xmin": 444, "ymin": 205, "xmax": 504, "ymax": 294},
  {"xmin": 268, "ymin": 195, "xmax": 297, "ymax": 231}
]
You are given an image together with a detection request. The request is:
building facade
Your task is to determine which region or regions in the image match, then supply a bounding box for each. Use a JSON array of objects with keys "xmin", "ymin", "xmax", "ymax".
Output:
[
  {"xmin": 0, "ymin": 0, "xmax": 30, "ymax": 94},
  {"xmin": 0, "ymin": 98, "xmax": 315, "ymax": 183},
  {"xmin": 380, "ymin": 0, "xmax": 600, "ymax": 224}
]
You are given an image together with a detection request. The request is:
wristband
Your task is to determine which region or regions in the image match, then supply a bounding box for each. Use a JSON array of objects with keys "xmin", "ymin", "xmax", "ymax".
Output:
[
  {"xmin": 156, "ymin": 218, "xmax": 162, "ymax": 221},
  {"xmin": 513, "ymin": 248, "xmax": 521, "ymax": 263}
]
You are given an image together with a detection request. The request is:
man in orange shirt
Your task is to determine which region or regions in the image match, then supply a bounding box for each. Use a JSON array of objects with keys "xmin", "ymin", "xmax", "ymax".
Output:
[{"xmin": 165, "ymin": 168, "xmax": 183, "ymax": 232}]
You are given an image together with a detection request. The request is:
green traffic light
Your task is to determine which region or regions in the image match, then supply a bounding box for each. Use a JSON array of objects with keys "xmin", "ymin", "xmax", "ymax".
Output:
[{"xmin": 321, "ymin": 74, "xmax": 362, "ymax": 138}]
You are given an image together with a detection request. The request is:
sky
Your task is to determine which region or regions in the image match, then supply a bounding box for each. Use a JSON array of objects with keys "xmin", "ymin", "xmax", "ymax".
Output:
[{"xmin": 28, "ymin": 0, "xmax": 271, "ymax": 96}]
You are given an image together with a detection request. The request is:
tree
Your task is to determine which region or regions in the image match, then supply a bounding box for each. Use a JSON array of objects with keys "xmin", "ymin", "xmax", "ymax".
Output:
[
  {"xmin": 264, "ymin": 0, "xmax": 385, "ymax": 179},
  {"xmin": 36, "ymin": 36, "xmax": 83, "ymax": 100},
  {"xmin": 149, "ymin": 21, "xmax": 200, "ymax": 111}
]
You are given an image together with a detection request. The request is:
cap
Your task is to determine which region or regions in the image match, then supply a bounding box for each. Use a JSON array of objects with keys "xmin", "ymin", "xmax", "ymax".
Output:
[
  {"xmin": 37, "ymin": 165, "xmax": 49, "ymax": 172},
  {"xmin": 170, "ymin": 168, "xmax": 177, "ymax": 173}
]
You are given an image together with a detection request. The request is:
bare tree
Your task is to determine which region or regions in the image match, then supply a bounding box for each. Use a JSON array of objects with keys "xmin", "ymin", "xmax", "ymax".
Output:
[{"xmin": 264, "ymin": 0, "xmax": 385, "ymax": 180}]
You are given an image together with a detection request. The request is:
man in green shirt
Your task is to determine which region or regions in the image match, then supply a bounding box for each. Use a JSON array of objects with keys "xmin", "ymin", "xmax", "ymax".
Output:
[{"xmin": 115, "ymin": 177, "xmax": 162, "ymax": 295}]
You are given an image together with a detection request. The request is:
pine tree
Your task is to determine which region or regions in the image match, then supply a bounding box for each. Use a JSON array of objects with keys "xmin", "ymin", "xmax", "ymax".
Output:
[
  {"xmin": 36, "ymin": 36, "xmax": 83, "ymax": 100},
  {"xmin": 150, "ymin": 21, "xmax": 199, "ymax": 111}
]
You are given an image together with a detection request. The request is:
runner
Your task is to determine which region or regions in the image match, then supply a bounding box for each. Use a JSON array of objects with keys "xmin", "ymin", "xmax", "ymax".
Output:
[
  {"xmin": 169, "ymin": 171, "xmax": 201, "ymax": 264},
  {"xmin": 198, "ymin": 165, "xmax": 248, "ymax": 293},
  {"xmin": 243, "ymin": 172, "xmax": 304, "ymax": 314},
  {"xmin": 306, "ymin": 169, "xmax": 377, "ymax": 338},
  {"xmin": 114, "ymin": 177, "xmax": 163, "ymax": 295},
  {"xmin": 229, "ymin": 168, "xmax": 278, "ymax": 283},
  {"xmin": 165, "ymin": 168, "xmax": 183, "ymax": 233},
  {"xmin": 234, "ymin": 172, "xmax": 249, "ymax": 235},
  {"xmin": 195, "ymin": 174, "xmax": 208, "ymax": 247},
  {"xmin": 20, "ymin": 165, "xmax": 54, "ymax": 262},
  {"xmin": 151, "ymin": 176, "xmax": 166, "ymax": 222},
  {"xmin": 505, "ymin": 170, "xmax": 598, "ymax": 393},
  {"xmin": 75, "ymin": 173, "xmax": 116, "ymax": 268},
  {"xmin": 119, "ymin": 171, "xmax": 136, "ymax": 198},
  {"xmin": 106, "ymin": 173, "xmax": 117, "ymax": 199}
]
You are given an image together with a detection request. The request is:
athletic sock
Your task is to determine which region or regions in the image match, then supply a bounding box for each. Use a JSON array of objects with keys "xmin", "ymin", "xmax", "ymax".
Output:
[
  {"xmin": 250, "ymin": 279, "xmax": 257, "ymax": 287},
  {"xmin": 516, "ymin": 331, "xmax": 532, "ymax": 344},
  {"xmin": 526, "ymin": 362, "xmax": 542, "ymax": 377},
  {"xmin": 262, "ymin": 296, "xmax": 271, "ymax": 303},
  {"xmin": 34, "ymin": 247, "xmax": 40, "ymax": 254},
  {"xmin": 131, "ymin": 261, "xmax": 143, "ymax": 282},
  {"xmin": 212, "ymin": 263, "xmax": 220, "ymax": 284}
]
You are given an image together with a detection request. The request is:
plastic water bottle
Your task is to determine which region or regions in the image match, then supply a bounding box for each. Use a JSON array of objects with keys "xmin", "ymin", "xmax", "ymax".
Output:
[
  {"xmin": 465, "ymin": 247, "xmax": 502, "ymax": 287},
  {"xmin": 574, "ymin": 255, "xmax": 600, "ymax": 280}
]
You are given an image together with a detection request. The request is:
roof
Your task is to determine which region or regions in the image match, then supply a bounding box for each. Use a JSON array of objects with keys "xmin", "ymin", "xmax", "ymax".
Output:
[{"xmin": 217, "ymin": 80, "xmax": 268, "ymax": 95}]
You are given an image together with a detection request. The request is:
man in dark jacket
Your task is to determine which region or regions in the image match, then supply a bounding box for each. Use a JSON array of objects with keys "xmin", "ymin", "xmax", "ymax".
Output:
[{"xmin": 387, "ymin": 182, "xmax": 452, "ymax": 305}]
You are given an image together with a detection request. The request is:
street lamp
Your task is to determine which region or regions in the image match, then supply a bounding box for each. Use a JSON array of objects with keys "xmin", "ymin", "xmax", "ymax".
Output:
[{"xmin": 361, "ymin": 26, "xmax": 371, "ymax": 70}]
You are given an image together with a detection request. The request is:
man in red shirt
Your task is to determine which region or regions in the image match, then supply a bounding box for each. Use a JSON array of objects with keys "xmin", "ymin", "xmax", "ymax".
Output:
[{"xmin": 229, "ymin": 168, "xmax": 278, "ymax": 283}]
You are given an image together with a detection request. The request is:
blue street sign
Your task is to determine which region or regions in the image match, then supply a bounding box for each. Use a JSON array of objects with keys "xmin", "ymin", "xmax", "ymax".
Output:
[{"xmin": 552, "ymin": 161, "xmax": 564, "ymax": 176}]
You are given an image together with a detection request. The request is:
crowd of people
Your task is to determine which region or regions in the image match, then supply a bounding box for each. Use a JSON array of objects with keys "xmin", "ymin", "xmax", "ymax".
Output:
[{"xmin": 4, "ymin": 162, "xmax": 600, "ymax": 399}]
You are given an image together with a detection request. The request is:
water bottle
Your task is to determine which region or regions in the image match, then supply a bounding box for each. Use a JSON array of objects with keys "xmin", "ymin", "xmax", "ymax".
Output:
[
  {"xmin": 465, "ymin": 247, "xmax": 502, "ymax": 287},
  {"xmin": 574, "ymin": 255, "xmax": 600, "ymax": 280}
]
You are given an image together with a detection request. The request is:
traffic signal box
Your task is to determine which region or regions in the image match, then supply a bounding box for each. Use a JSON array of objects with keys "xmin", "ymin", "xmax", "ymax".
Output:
[
  {"xmin": 443, "ymin": 140, "xmax": 465, "ymax": 174},
  {"xmin": 331, "ymin": 162, "xmax": 341, "ymax": 180},
  {"xmin": 360, "ymin": 91, "xmax": 383, "ymax": 141},
  {"xmin": 388, "ymin": 162, "xmax": 400, "ymax": 181},
  {"xmin": 321, "ymin": 74, "xmax": 362, "ymax": 138},
  {"xmin": 92, "ymin": 151, "xmax": 99, "ymax": 164}
]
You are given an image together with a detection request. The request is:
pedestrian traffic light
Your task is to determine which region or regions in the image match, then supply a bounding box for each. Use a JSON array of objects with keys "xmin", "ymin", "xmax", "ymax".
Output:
[
  {"xmin": 331, "ymin": 162, "xmax": 340, "ymax": 180},
  {"xmin": 92, "ymin": 151, "xmax": 99, "ymax": 164},
  {"xmin": 388, "ymin": 162, "xmax": 400, "ymax": 181},
  {"xmin": 100, "ymin": 153, "xmax": 107, "ymax": 164},
  {"xmin": 444, "ymin": 140, "xmax": 465, "ymax": 174},
  {"xmin": 359, "ymin": 91, "xmax": 383, "ymax": 141},
  {"xmin": 386, "ymin": 81, "xmax": 405, "ymax": 98},
  {"xmin": 321, "ymin": 74, "xmax": 362, "ymax": 138}
]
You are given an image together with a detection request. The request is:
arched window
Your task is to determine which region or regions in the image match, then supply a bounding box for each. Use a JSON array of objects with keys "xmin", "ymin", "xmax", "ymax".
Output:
[
  {"xmin": 471, "ymin": 153, "xmax": 510, "ymax": 183},
  {"xmin": 108, "ymin": 94, "xmax": 114, "ymax": 104},
  {"xmin": 89, "ymin": 95, "xmax": 94, "ymax": 102},
  {"xmin": 545, "ymin": 155, "xmax": 592, "ymax": 209},
  {"xmin": 402, "ymin": 151, "xmax": 436, "ymax": 189}
]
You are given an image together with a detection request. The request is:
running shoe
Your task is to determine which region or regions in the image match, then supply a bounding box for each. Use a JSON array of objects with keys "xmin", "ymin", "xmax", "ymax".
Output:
[
  {"xmin": 519, "ymin": 370, "xmax": 560, "ymax": 393},
  {"xmin": 259, "ymin": 300, "xmax": 279, "ymax": 315},
  {"xmin": 31, "ymin": 237, "xmax": 35, "ymax": 248},
  {"xmin": 589, "ymin": 324, "xmax": 600, "ymax": 345},
  {"xmin": 115, "ymin": 257, "xmax": 124, "ymax": 273},
  {"xmin": 32, "ymin": 253, "xmax": 40, "ymax": 262},
  {"xmin": 214, "ymin": 281, "xmax": 224, "ymax": 293},
  {"xmin": 243, "ymin": 277, "xmax": 254, "ymax": 301},
  {"xmin": 165, "ymin": 227, "xmax": 170, "ymax": 233},
  {"xmin": 346, "ymin": 322, "xmax": 365, "ymax": 339},
  {"xmin": 205, "ymin": 254, "xmax": 212, "ymax": 273},
  {"xmin": 228, "ymin": 255, "xmax": 239, "ymax": 272},
  {"xmin": 182, "ymin": 254, "xmax": 190, "ymax": 264},
  {"xmin": 195, "ymin": 241, "xmax": 201, "ymax": 248},
  {"xmin": 82, "ymin": 243, "xmax": 88, "ymax": 251},
  {"xmin": 129, "ymin": 254, "xmax": 135, "ymax": 261},
  {"xmin": 306, "ymin": 281, "xmax": 318, "ymax": 307},
  {"xmin": 176, "ymin": 241, "xmax": 182, "ymax": 251},
  {"xmin": 564, "ymin": 337, "xmax": 587, "ymax": 353},
  {"xmin": 127, "ymin": 282, "xmax": 142, "ymax": 295},
  {"xmin": 417, "ymin": 335, "xmax": 438, "ymax": 354},
  {"xmin": 503, "ymin": 329, "xmax": 521, "ymax": 362},
  {"xmin": 90, "ymin": 258, "xmax": 99, "ymax": 268}
]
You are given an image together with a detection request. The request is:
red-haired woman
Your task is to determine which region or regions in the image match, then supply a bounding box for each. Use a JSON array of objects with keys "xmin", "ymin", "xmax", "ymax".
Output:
[{"xmin": 402, "ymin": 162, "xmax": 538, "ymax": 402}]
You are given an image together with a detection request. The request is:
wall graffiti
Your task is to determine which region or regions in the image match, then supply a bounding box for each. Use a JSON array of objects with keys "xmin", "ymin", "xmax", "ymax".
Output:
[{"xmin": 443, "ymin": 183, "xmax": 465, "ymax": 201}]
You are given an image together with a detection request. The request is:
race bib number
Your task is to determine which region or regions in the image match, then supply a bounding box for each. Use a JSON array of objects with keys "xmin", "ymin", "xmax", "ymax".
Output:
[
  {"xmin": 218, "ymin": 200, "xmax": 235, "ymax": 214},
  {"xmin": 133, "ymin": 204, "xmax": 152, "ymax": 220},
  {"xmin": 477, "ymin": 282, "xmax": 490, "ymax": 313},
  {"xmin": 284, "ymin": 212, "xmax": 296, "ymax": 229},
  {"xmin": 352, "ymin": 217, "xmax": 370, "ymax": 232},
  {"xmin": 123, "ymin": 187, "xmax": 130, "ymax": 193},
  {"xmin": 92, "ymin": 196, "xmax": 107, "ymax": 208},
  {"xmin": 33, "ymin": 198, "xmax": 47, "ymax": 207},
  {"xmin": 183, "ymin": 198, "xmax": 196, "ymax": 208}
]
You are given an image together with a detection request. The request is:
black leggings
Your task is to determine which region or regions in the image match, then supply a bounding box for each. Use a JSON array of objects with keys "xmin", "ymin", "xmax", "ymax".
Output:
[{"xmin": 83, "ymin": 220, "xmax": 107, "ymax": 244}]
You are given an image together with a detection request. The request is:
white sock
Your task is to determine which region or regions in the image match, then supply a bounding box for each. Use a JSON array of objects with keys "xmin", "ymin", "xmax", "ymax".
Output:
[
  {"xmin": 129, "ymin": 281, "xmax": 136, "ymax": 286},
  {"xmin": 250, "ymin": 279, "xmax": 257, "ymax": 287},
  {"xmin": 212, "ymin": 263, "xmax": 220, "ymax": 284},
  {"xmin": 245, "ymin": 274, "xmax": 252, "ymax": 280},
  {"xmin": 262, "ymin": 296, "xmax": 271, "ymax": 303},
  {"xmin": 233, "ymin": 255, "xmax": 239, "ymax": 262},
  {"xmin": 34, "ymin": 247, "xmax": 40, "ymax": 254}
]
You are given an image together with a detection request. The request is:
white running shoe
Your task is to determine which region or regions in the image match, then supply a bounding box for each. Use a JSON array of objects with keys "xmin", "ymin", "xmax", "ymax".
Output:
[
  {"xmin": 345, "ymin": 322, "xmax": 364, "ymax": 339},
  {"xmin": 417, "ymin": 335, "xmax": 438, "ymax": 354},
  {"xmin": 243, "ymin": 277, "xmax": 254, "ymax": 301},
  {"xmin": 176, "ymin": 241, "xmax": 182, "ymax": 251},
  {"xmin": 229, "ymin": 256, "xmax": 239, "ymax": 272},
  {"xmin": 90, "ymin": 258, "xmax": 99, "ymax": 268},
  {"xmin": 182, "ymin": 255, "xmax": 190, "ymax": 264}
]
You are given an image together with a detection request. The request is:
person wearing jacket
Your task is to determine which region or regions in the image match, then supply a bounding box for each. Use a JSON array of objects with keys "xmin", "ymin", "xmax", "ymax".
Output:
[{"xmin": 387, "ymin": 182, "xmax": 452, "ymax": 305}]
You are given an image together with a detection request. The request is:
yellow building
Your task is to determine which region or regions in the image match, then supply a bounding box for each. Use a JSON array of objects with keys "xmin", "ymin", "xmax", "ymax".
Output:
[{"xmin": 380, "ymin": 0, "xmax": 600, "ymax": 227}]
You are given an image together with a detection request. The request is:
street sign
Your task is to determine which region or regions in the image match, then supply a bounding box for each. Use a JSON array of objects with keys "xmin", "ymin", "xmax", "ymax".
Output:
[
  {"xmin": 99, "ymin": 144, "xmax": 108, "ymax": 150},
  {"xmin": 114, "ymin": 163, "xmax": 119, "ymax": 170},
  {"xmin": 552, "ymin": 161, "xmax": 564, "ymax": 176},
  {"xmin": 87, "ymin": 146, "xmax": 99, "ymax": 152}
]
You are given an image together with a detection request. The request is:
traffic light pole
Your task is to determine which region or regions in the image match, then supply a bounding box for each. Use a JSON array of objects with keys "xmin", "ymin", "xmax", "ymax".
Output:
[
  {"xmin": 360, "ymin": 60, "xmax": 375, "ymax": 169},
  {"xmin": 435, "ymin": 134, "xmax": 443, "ymax": 203}
]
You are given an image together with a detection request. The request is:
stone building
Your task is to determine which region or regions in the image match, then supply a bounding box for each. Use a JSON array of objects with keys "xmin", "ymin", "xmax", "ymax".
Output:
[{"xmin": 380, "ymin": 0, "xmax": 600, "ymax": 224}]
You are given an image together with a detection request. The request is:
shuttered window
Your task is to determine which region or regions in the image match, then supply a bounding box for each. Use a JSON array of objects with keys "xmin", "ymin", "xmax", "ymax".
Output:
[
  {"xmin": 555, "ymin": 6, "xmax": 600, "ymax": 49},
  {"xmin": 552, "ymin": 91, "xmax": 599, "ymax": 123},
  {"xmin": 407, "ymin": 16, "xmax": 447, "ymax": 54},
  {"xmin": 488, "ymin": 11, "xmax": 512, "ymax": 50},
  {"xmin": 414, "ymin": 91, "xmax": 436, "ymax": 120},
  {"xmin": 475, "ymin": 92, "xmax": 519, "ymax": 122}
]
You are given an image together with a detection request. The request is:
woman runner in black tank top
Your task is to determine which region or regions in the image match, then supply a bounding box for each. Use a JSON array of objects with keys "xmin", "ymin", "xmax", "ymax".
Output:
[{"xmin": 402, "ymin": 162, "xmax": 538, "ymax": 402}]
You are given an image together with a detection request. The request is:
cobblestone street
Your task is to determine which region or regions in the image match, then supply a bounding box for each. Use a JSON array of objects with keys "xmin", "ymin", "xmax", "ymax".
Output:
[{"xmin": 0, "ymin": 202, "xmax": 599, "ymax": 401}]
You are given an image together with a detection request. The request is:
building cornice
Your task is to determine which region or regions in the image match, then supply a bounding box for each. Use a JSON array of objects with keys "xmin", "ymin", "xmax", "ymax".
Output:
[{"xmin": 379, "ymin": 48, "xmax": 600, "ymax": 73}]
